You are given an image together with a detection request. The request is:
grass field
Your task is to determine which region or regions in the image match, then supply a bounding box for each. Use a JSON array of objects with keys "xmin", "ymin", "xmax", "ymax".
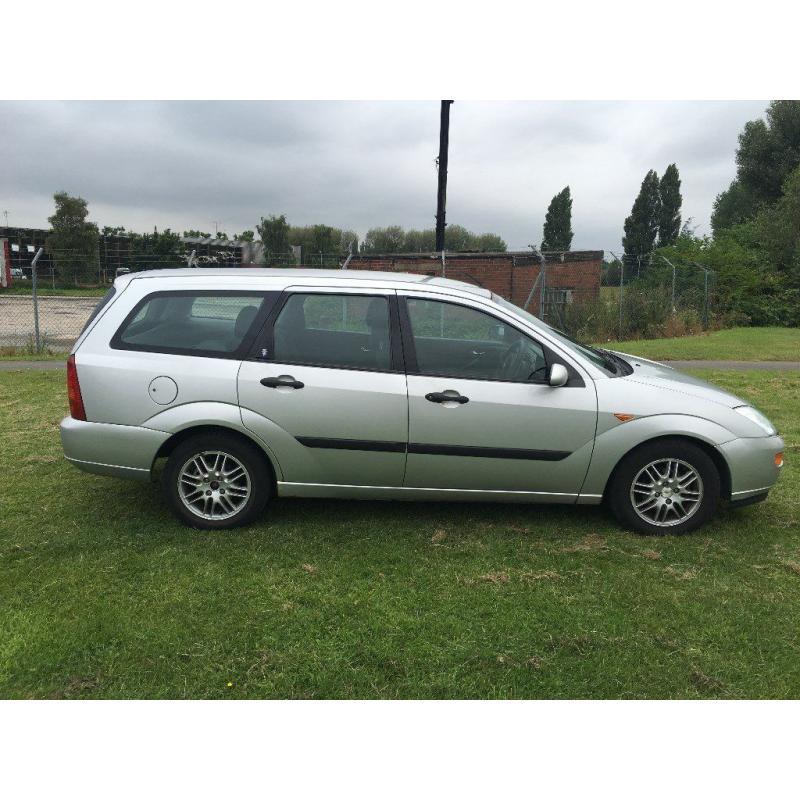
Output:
[
  {"xmin": 601, "ymin": 327, "xmax": 800, "ymax": 361},
  {"xmin": 0, "ymin": 285, "xmax": 108, "ymax": 297},
  {"xmin": 1, "ymin": 368, "xmax": 798, "ymax": 699},
  {"xmin": 0, "ymin": 351, "xmax": 66, "ymax": 361}
]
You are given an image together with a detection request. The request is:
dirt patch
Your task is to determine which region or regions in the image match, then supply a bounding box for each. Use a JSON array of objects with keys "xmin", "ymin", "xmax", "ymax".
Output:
[
  {"xmin": 478, "ymin": 571, "xmax": 510, "ymax": 584},
  {"xmin": 561, "ymin": 533, "xmax": 608, "ymax": 553},
  {"xmin": 521, "ymin": 570, "xmax": 562, "ymax": 582},
  {"xmin": 431, "ymin": 529, "xmax": 447, "ymax": 543},
  {"xmin": 641, "ymin": 549, "xmax": 662, "ymax": 560},
  {"xmin": 665, "ymin": 566, "xmax": 698, "ymax": 580},
  {"xmin": 690, "ymin": 668, "xmax": 723, "ymax": 692},
  {"xmin": 301, "ymin": 563, "xmax": 318, "ymax": 575}
]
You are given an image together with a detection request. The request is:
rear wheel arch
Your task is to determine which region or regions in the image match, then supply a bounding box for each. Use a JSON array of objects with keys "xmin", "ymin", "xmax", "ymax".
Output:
[
  {"xmin": 602, "ymin": 434, "xmax": 731, "ymax": 503},
  {"xmin": 153, "ymin": 424, "xmax": 278, "ymax": 493}
]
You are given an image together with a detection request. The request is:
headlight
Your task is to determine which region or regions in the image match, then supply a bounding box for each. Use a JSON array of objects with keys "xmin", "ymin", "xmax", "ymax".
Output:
[{"xmin": 734, "ymin": 405, "xmax": 776, "ymax": 436}]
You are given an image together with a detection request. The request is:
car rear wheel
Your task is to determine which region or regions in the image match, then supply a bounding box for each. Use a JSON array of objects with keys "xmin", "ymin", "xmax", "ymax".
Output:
[
  {"xmin": 163, "ymin": 433, "xmax": 270, "ymax": 529},
  {"xmin": 609, "ymin": 439, "xmax": 721, "ymax": 535}
]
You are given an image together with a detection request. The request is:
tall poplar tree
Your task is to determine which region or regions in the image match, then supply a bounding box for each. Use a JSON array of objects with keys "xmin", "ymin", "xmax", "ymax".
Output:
[
  {"xmin": 658, "ymin": 164, "xmax": 682, "ymax": 247},
  {"xmin": 541, "ymin": 186, "xmax": 573, "ymax": 251},
  {"xmin": 622, "ymin": 170, "xmax": 661, "ymax": 268}
]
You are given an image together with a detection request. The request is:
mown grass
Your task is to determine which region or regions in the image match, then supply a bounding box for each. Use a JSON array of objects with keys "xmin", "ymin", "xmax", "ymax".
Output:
[
  {"xmin": 0, "ymin": 285, "xmax": 108, "ymax": 296},
  {"xmin": 0, "ymin": 351, "xmax": 66, "ymax": 361},
  {"xmin": 1, "ymin": 369, "xmax": 798, "ymax": 699},
  {"xmin": 601, "ymin": 327, "xmax": 800, "ymax": 361}
]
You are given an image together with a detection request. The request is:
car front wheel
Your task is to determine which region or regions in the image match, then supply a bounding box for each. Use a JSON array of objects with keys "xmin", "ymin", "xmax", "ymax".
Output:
[
  {"xmin": 609, "ymin": 439, "xmax": 721, "ymax": 535},
  {"xmin": 163, "ymin": 433, "xmax": 270, "ymax": 529}
]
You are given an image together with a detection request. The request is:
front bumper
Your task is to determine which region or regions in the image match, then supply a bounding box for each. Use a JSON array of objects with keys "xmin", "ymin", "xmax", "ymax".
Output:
[
  {"xmin": 717, "ymin": 434, "xmax": 784, "ymax": 501},
  {"xmin": 60, "ymin": 416, "xmax": 169, "ymax": 481}
]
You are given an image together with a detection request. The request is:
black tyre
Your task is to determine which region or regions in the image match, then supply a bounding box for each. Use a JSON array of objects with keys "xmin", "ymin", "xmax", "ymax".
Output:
[
  {"xmin": 608, "ymin": 438, "xmax": 721, "ymax": 536},
  {"xmin": 162, "ymin": 432, "xmax": 270, "ymax": 529}
]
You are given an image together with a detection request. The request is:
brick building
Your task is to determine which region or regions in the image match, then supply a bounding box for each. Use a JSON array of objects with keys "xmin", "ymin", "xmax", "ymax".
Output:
[{"xmin": 345, "ymin": 250, "xmax": 603, "ymax": 317}]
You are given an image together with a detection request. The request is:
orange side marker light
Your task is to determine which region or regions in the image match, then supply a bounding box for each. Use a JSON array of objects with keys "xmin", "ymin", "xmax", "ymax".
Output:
[
  {"xmin": 614, "ymin": 413, "xmax": 635, "ymax": 423},
  {"xmin": 775, "ymin": 452, "xmax": 784, "ymax": 468}
]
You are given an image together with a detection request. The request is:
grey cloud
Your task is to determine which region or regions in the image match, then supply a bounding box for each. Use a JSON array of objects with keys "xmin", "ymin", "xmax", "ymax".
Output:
[{"xmin": 0, "ymin": 100, "xmax": 768, "ymax": 251}]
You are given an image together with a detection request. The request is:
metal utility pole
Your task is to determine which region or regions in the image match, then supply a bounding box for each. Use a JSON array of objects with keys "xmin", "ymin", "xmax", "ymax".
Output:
[{"xmin": 435, "ymin": 100, "xmax": 454, "ymax": 253}]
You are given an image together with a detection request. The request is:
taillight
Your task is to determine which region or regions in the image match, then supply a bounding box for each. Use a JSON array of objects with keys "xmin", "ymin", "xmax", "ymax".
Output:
[{"xmin": 66, "ymin": 355, "xmax": 86, "ymax": 421}]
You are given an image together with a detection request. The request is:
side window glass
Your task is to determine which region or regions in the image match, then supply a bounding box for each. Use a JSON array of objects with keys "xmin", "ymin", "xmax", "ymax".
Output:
[
  {"xmin": 406, "ymin": 298, "xmax": 547, "ymax": 382},
  {"xmin": 114, "ymin": 293, "xmax": 265, "ymax": 355},
  {"xmin": 273, "ymin": 294, "xmax": 391, "ymax": 371}
]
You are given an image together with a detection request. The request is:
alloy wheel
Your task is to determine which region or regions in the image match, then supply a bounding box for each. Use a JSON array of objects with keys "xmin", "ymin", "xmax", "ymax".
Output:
[
  {"xmin": 629, "ymin": 457, "xmax": 704, "ymax": 527},
  {"xmin": 177, "ymin": 450, "xmax": 251, "ymax": 521}
]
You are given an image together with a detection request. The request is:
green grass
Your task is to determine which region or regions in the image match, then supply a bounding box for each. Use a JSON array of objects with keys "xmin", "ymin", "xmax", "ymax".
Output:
[
  {"xmin": 0, "ymin": 351, "xmax": 66, "ymax": 361},
  {"xmin": 0, "ymin": 285, "xmax": 108, "ymax": 297},
  {"xmin": 1, "ymin": 369, "xmax": 798, "ymax": 698},
  {"xmin": 601, "ymin": 327, "xmax": 800, "ymax": 361}
]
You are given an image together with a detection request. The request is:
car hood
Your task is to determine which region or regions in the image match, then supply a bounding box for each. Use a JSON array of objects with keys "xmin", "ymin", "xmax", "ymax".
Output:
[{"xmin": 610, "ymin": 351, "xmax": 745, "ymax": 409}]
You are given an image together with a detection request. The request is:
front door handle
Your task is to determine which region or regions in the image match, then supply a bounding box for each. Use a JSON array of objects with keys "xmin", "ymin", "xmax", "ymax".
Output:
[
  {"xmin": 261, "ymin": 375, "xmax": 305, "ymax": 389},
  {"xmin": 425, "ymin": 390, "xmax": 469, "ymax": 405}
]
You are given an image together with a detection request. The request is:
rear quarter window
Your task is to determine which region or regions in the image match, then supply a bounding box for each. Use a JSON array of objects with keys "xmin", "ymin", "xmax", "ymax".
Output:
[
  {"xmin": 80, "ymin": 287, "xmax": 117, "ymax": 335},
  {"xmin": 110, "ymin": 291, "xmax": 276, "ymax": 358}
]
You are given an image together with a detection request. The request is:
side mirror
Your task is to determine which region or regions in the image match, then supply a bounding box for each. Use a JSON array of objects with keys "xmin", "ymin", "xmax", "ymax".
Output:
[{"xmin": 548, "ymin": 363, "xmax": 569, "ymax": 387}]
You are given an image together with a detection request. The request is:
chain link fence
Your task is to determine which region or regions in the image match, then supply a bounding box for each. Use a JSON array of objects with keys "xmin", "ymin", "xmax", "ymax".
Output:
[
  {"xmin": 0, "ymin": 251, "xmax": 717, "ymax": 355},
  {"xmin": 529, "ymin": 255, "xmax": 716, "ymax": 344}
]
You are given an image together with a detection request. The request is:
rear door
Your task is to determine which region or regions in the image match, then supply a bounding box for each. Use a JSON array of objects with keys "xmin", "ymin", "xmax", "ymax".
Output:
[
  {"xmin": 400, "ymin": 292, "xmax": 597, "ymax": 498},
  {"xmin": 238, "ymin": 287, "xmax": 409, "ymax": 488}
]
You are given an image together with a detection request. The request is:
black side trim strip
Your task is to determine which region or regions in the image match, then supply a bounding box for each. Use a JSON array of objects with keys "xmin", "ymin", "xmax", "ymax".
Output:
[
  {"xmin": 407, "ymin": 443, "xmax": 570, "ymax": 461},
  {"xmin": 295, "ymin": 436, "xmax": 570, "ymax": 461},
  {"xmin": 296, "ymin": 437, "xmax": 406, "ymax": 453}
]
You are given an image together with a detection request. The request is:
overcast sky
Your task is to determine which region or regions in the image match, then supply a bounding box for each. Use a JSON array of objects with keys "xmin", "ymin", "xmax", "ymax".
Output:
[{"xmin": 0, "ymin": 100, "xmax": 767, "ymax": 255}]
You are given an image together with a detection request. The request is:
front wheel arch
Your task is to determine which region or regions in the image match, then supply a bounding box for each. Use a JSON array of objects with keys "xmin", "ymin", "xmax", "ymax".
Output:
[{"xmin": 601, "ymin": 434, "xmax": 731, "ymax": 504}]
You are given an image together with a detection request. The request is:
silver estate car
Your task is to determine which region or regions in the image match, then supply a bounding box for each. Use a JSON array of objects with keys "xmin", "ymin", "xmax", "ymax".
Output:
[{"xmin": 60, "ymin": 269, "xmax": 784, "ymax": 534}]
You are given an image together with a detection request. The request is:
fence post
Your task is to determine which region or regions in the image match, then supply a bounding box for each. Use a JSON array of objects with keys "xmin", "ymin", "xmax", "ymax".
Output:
[
  {"xmin": 659, "ymin": 254, "xmax": 677, "ymax": 313},
  {"xmin": 31, "ymin": 247, "xmax": 43, "ymax": 352},
  {"xmin": 539, "ymin": 255, "xmax": 547, "ymax": 321}
]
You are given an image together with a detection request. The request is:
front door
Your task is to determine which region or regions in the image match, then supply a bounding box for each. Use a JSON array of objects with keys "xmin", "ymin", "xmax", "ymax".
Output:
[
  {"xmin": 238, "ymin": 288, "xmax": 408, "ymax": 488},
  {"xmin": 400, "ymin": 293, "xmax": 597, "ymax": 499}
]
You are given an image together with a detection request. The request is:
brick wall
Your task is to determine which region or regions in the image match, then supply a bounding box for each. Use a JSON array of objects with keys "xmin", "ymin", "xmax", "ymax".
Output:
[{"xmin": 344, "ymin": 251, "xmax": 603, "ymax": 315}]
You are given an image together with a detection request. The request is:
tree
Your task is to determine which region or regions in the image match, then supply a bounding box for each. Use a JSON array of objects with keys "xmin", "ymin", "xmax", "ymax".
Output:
[
  {"xmin": 658, "ymin": 164, "xmax": 682, "ymax": 247},
  {"xmin": 443, "ymin": 224, "xmax": 472, "ymax": 251},
  {"xmin": 622, "ymin": 170, "xmax": 661, "ymax": 269},
  {"xmin": 234, "ymin": 230, "xmax": 255, "ymax": 242},
  {"xmin": 755, "ymin": 165, "xmax": 800, "ymax": 286},
  {"xmin": 736, "ymin": 101, "xmax": 800, "ymax": 204},
  {"xmin": 130, "ymin": 227, "xmax": 184, "ymax": 270},
  {"xmin": 474, "ymin": 232, "xmax": 507, "ymax": 252},
  {"xmin": 256, "ymin": 215, "xmax": 290, "ymax": 263},
  {"xmin": 541, "ymin": 186, "xmax": 573, "ymax": 251},
  {"xmin": 711, "ymin": 181, "xmax": 758, "ymax": 234},
  {"xmin": 362, "ymin": 226, "xmax": 406, "ymax": 253},
  {"xmin": 711, "ymin": 101, "xmax": 800, "ymax": 235},
  {"xmin": 183, "ymin": 229, "xmax": 212, "ymax": 238},
  {"xmin": 45, "ymin": 192, "xmax": 100, "ymax": 285},
  {"xmin": 338, "ymin": 229, "xmax": 359, "ymax": 253}
]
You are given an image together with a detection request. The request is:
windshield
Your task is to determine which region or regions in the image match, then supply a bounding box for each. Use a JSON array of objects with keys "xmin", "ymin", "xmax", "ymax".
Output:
[{"xmin": 492, "ymin": 295, "xmax": 618, "ymax": 376}]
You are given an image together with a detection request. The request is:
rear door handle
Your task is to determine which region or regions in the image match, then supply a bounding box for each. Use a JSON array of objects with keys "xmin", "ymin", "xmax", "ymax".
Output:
[
  {"xmin": 425, "ymin": 391, "xmax": 469, "ymax": 405},
  {"xmin": 261, "ymin": 375, "xmax": 304, "ymax": 389}
]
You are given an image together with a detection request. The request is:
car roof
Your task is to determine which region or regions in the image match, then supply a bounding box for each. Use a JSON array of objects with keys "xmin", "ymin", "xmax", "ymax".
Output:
[{"xmin": 117, "ymin": 268, "xmax": 492, "ymax": 299}]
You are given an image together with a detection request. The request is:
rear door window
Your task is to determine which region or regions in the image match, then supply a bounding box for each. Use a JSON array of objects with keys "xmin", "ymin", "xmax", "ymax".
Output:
[
  {"xmin": 271, "ymin": 293, "xmax": 393, "ymax": 371},
  {"xmin": 111, "ymin": 291, "xmax": 276, "ymax": 357}
]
